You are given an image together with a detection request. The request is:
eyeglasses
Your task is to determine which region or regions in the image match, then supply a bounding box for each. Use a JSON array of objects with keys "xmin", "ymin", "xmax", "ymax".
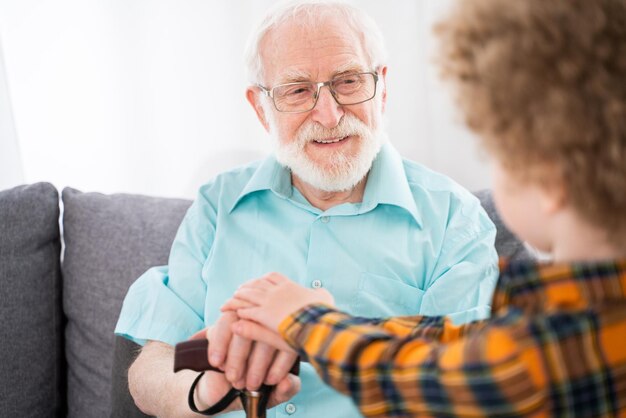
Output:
[{"xmin": 258, "ymin": 71, "xmax": 379, "ymax": 113}]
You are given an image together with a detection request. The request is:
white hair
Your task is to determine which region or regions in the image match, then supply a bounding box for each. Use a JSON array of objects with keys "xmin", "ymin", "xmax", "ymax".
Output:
[{"xmin": 244, "ymin": 0, "xmax": 387, "ymax": 85}]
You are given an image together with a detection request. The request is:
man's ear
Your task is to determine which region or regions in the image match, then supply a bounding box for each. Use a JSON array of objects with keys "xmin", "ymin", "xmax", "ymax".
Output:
[
  {"xmin": 246, "ymin": 87, "xmax": 270, "ymax": 132},
  {"xmin": 379, "ymin": 66, "xmax": 388, "ymax": 114}
]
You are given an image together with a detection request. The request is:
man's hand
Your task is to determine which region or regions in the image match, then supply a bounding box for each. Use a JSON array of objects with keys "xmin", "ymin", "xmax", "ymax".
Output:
[
  {"xmin": 231, "ymin": 319, "xmax": 296, "ymax": 353},
  {"xmin": 222, "ymin": 272, "xmax": 335, "ymax": 331},
  {"xmin": 201, "ymin": 311, "xmax": 300, "ymax": 391}
]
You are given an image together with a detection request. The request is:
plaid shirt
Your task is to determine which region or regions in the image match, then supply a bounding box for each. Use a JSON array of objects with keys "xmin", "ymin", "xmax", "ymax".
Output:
[{"xmin": 280, "ymin": 260, "xmax": 626, "ymax": 417}]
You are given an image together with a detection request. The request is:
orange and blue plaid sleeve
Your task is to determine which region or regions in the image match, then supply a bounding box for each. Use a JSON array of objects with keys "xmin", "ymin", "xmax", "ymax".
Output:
[
  {"xmin": 279, "ymin": 304, "xmax": 546, "ymax": 417},
  {"xmin": 284, "ymin": 304, "xmax": 486, "ymax": 341}
]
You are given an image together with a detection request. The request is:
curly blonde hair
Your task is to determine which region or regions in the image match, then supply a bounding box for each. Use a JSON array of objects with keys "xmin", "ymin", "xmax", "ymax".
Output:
[{"xmin": 436, "ymin": 0, "xmax": 626, "ymax": 251}]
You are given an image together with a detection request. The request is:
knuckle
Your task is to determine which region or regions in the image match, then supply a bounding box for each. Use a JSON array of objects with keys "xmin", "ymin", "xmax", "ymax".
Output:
[
  {"xmin": 268, "ymin": 365, "xmax": 287, "ymax": 380},
  {"xmin": 246, "ymin": 371, "xmax": 264, "ymax": 384},
  {"xmin": 223, "ymin": 311, "xmax": 238, "ymax": 321},
  {"xmin": 227, "ymin": 351, "xmax": 247, "ymax": 364},
  {"xmin": 249, "ymin": 355, "xmax": 271, "ymax": 371},
  {"xmin": 256, "ymin": 343, "xmax": 274, "ymax": 355},
  {"xmin": 229, "ymin": 347, "xmax": 251, "ymax": 363}
]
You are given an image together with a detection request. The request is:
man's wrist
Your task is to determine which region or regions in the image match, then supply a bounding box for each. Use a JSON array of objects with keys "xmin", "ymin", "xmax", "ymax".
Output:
[{"xmin": 188, "ymin": 371, "xmax": 243, "ymax": 415}]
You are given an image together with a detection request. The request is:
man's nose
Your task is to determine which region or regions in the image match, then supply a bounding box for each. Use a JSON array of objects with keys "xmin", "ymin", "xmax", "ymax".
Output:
[{"xmin": 310, "ymin": 87, "xmax": 344, "ymax": 129}]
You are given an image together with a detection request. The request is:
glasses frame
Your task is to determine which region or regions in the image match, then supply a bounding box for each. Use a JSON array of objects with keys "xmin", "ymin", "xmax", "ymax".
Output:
[{"xmin": 258, "ymin": 71, "xmax": 379, "ymax": 114}]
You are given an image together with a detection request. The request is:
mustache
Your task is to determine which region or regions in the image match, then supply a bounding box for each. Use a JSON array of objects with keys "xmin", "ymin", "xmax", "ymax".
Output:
[{"xmin": 295, "ymin": 114, "xmax": 371, "ymax": 145}]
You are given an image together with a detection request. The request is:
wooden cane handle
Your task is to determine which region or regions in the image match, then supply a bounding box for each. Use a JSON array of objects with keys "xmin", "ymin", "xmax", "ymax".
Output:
[
  {"xmin": 174, "ymin": 339, "xmax": 300, "ymax": 375},
  {"xmin": 174, "ymin": 339, "xmax": 217, "ymax": 373}
]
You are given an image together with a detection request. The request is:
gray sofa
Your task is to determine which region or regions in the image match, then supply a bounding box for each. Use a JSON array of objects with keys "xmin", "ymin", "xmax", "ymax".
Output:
[{"xmin": 0, "ymin": 182, "xmax": 531, "ymax": 418}]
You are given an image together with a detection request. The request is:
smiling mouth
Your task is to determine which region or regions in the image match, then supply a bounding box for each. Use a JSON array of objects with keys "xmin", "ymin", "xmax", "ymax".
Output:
[{"xmin": 312, "ymin": 136, "xmax": 349, "ymax": 144}]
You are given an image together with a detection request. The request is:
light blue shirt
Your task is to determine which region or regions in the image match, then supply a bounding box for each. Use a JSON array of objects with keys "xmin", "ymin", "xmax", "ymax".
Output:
[{"xmin": 115, "ymin": 142, "xmax": 498, "ymax": 418}]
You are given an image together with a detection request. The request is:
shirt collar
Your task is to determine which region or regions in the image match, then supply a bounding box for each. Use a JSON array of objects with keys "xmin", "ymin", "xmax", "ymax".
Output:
[
  {"xmin": 492, "ymin": 259, "xmax": 626, "ymax": 314},
  {"xmin": 229, "ymin": 154, "xmax": 292, "ymax": 213},
  {"xmin": 229, "ymin": 142, "xmax": 422, "ymax": 226},
  {"xmin": 362, "ymin": 142, "xmax": 421, "ymax": 226}
]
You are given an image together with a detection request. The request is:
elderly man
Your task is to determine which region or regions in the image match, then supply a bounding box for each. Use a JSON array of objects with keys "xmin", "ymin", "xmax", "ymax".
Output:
[{"xmin": 115, "ymin": 1, "xmax": 498, "ymax": 417}]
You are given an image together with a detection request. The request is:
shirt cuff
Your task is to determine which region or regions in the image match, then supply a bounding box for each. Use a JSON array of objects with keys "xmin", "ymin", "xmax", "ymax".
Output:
[{"xmin": 114, "ymin": 266, "xmax": 205, "ymax": 346}]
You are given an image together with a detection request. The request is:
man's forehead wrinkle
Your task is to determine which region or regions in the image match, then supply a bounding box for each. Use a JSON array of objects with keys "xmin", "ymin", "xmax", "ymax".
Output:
[
  {"xmin": 276, "ymin": 53, "xmax": 365, "ymax": 85},
  {"xmin": 334, "ymin": 61, "xmax": 367, "ymax": 74},
  {"xmin": 281, "ymin": 68, "xmax": 311, "ymax": 83}
]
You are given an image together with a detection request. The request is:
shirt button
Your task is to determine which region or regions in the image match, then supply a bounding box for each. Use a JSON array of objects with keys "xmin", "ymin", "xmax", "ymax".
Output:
[
  {"xmin": 320, "ymin": 216, "xmax": 330, "ymax": 223},
  {"xmin": 285, "ymin": 402, "xmax": 297, "ymax": 414},
  {"xmin": 311, "ymin": 279, "xmax": 322, "ymax": 289}
]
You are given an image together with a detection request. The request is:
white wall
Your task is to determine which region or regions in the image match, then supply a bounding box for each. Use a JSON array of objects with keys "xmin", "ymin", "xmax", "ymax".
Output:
[
  {"xmin": 0, "ymin": 36, "xmax": 23, "ymax": 190},
  {"xmin": 0, "ymin": 0, "xmax": 491, "ymax": 199}
]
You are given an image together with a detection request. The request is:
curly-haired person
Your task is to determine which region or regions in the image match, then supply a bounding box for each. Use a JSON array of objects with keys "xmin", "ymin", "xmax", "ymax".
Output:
[{"xmin": 220, "ymin": 0, "xmax": 626, "ymax": 416}]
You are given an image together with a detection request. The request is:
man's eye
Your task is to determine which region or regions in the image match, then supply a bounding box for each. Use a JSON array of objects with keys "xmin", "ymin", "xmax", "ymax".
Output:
[
  {"xmin": 290, "ymin": 88, "xmax": 308, "ymax": 95},
  {"xmin": 335, "ymin": 74, "xmax": 363, "ymax": 86},
  {"xmin": 340, "ymin": 77, "xmax": 358, "ymax": 84},
  {"xmin": 282, "ymin": 85, "xmax": 313, "ymax": 96},
  {"xmin": 333, "ymin": 75, "xmax": 364, "ymax": 93}
]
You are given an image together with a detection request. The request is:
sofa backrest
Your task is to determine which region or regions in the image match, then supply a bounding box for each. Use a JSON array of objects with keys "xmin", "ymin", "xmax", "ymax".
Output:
[
  {"xmin": 0, "ymin": 183, "xmax": 64, "ymax": 417},
  {"xmin": 61, "ymin": 187, "xmax": 190, "ymax": 418}
]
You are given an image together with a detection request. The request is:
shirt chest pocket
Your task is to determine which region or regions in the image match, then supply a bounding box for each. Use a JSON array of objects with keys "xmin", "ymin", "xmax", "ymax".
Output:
[{"xmin": 350, "ymin": 272, "xmax": 425, "ymax": 318}]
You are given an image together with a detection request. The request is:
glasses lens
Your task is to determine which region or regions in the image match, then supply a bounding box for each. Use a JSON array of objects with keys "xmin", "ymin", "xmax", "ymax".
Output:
[
  {"xmin": 272, "ymin": 82, "xmax": 316, "ymax": 112},
  {"xmin": 331, "ymin": 73, "xmax": 376, "ymax": 105},
  {"xmin": 269, "ymin": 72, "xmax": 377, "ymax": 113}
]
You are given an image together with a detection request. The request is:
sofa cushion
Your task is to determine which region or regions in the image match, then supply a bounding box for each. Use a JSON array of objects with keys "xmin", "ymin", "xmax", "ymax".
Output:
[
  {"xmin": 0, "ymin": 183, "xmax": 64, "ymax": 418},
  {"xmin": 61, "ymin": 188, "xmax": 191, "ymax": 418}
]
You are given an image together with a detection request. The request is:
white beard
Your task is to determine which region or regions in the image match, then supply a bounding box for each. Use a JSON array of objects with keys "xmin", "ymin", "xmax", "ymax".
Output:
[{"xmin": 269, "ymin": 112, "xmax": 387, "ymax": 192}]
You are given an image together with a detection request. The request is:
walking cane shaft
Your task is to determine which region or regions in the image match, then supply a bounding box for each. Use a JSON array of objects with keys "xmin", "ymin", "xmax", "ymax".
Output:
[{"xmin": 242, "ymin": 390, "xmax": 264, "ymax": 418}]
